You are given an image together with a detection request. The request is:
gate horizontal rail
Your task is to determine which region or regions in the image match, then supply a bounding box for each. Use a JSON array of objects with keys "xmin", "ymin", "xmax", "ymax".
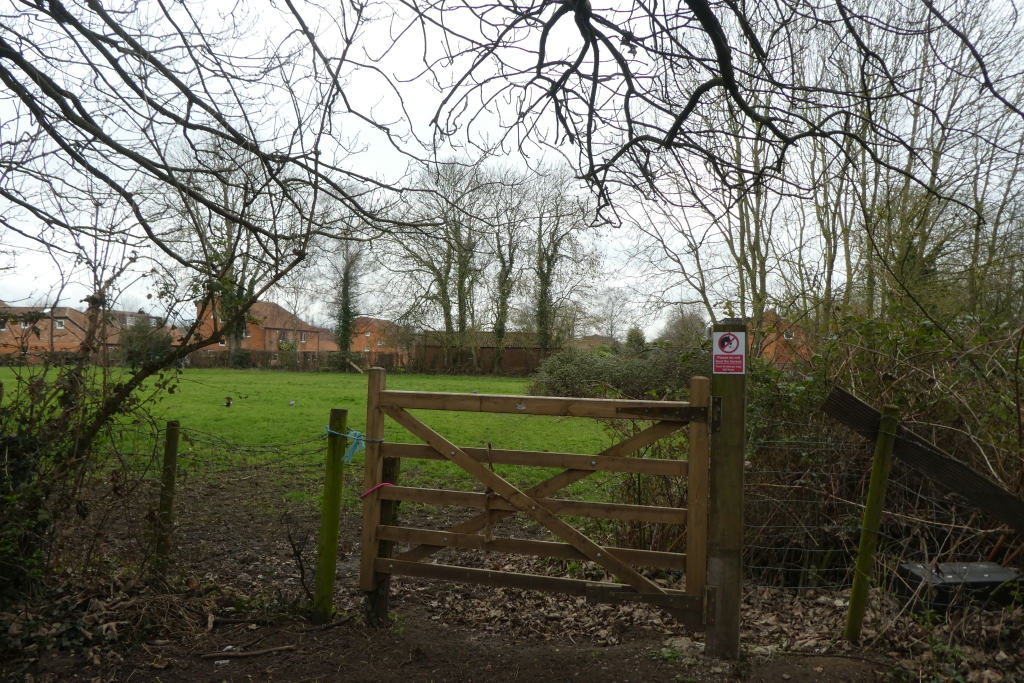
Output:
[
  {"xmin": 376, "ymin": 525, "xmax": 688, "ymax": 569},
  {"xmin": 379, "ymin": 485, "xmax": 688, "ymax": 523},
  {"xmin": 381, "ymin": 442, "xmax": 689, "ymax": 476},
  {"xmin": 379, "ymin": 389, "xmax": 708, "ymax": 422}
]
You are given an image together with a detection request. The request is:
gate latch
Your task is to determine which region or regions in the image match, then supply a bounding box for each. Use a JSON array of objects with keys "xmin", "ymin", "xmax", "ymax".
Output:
[{"xmin": 711, "ymin": 396, "xmax": 722, "ymax": 433}]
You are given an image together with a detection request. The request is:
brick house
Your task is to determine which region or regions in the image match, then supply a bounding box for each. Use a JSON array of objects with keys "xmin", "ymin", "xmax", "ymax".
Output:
[
  {"xmin": 350, "ymin": 317, "xmax": 408, "ymax": 366},
  {"xmin": 194, "ymin": 300, "xmax": 339, "ymax": 352},
  {"xmin": 0, "ymin": 302, "xmax": 159, "ymax": 360},
  {"xmin": 757, "ymin": 311, "xmax": 812, "ymax": 369}
]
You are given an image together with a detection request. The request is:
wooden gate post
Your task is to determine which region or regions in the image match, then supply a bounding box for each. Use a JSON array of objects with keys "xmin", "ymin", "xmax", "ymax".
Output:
[
  {"xmin": 706, "ymin": 319, "xmax": 747, "ymax": 659},
  {"xmin": 312, "ymin": 408, "xmax": 348, "ymax": 625},
  {"xmin": 844, "ymin": 404, "xmax": 899, "ymax": 642},
  {"xmin": 686, "ymin": 376, "xmax": 711, "ymax": 612},
  {"xmin": 360, "ymin": 368, "xmax": 402, "ymax": 626},
  {"xmin": 153, "ymin": 420, "xmax": 180, "ymax": 577}
]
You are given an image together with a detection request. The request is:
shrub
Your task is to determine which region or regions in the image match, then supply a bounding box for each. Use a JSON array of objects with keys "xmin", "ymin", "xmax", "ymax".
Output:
[
  {"xmin": 230, "ymin": 350, "xmax": 254, "ymax": 369},
  {"xmin": 528, "ymin": 344, "xmax": 710, "ymax": 400},
  {"xmin": 120, "ymin": 318, "xmax": 173, "ymax": 369}
]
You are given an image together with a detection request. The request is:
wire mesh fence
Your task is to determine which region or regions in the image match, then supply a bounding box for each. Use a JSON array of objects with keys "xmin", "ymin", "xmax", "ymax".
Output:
[
  {"xmin": 58, "ymin": 411, "xmax": 1020, "ymax": 598},
  {"xmin": 745, "ymin": 416, "xmax": 1019, "ymax": 592}
]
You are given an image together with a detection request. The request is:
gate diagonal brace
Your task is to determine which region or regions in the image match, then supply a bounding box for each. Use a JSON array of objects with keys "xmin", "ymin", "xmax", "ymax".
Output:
[
  {"xmin": 383, "ymin": 406, "xmax": 667, "ymax": 598},
  {"xmin": 394, "ymin": 420, "xmax": 684, "ymax": 563}
]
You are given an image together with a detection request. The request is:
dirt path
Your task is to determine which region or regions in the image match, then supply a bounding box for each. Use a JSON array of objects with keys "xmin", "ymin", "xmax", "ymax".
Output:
[
  {"xmin": 23, "ymin": 603, "xmax": 884, "ymax": 683},
  {"xmin": 3, "ymin": 472, "xmax": 895, "ymax": 683}
]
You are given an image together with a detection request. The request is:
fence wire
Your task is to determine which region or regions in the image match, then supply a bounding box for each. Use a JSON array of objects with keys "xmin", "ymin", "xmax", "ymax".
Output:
[
  {"xmin": 91, "ymin": 415, "xmax": 1021, "ymax": 593},
  {"xmin": 744, "ymin": 416, "xmax": 1018, "ymax": 590},
  {"xmin": 175, "ymin": 427, "xmax": 329, "ymax": 476}
]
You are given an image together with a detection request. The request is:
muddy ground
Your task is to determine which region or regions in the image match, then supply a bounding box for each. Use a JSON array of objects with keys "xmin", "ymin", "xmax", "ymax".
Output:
[{"xmin": 1, "ymin": 468, "xmax": 1014, "ymax": 683}]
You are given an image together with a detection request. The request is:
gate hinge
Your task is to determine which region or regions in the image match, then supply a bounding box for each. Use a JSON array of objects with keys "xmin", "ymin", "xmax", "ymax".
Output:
[{"xmin": 711, "ymin": 396, "xmax": 722, "ymax": 433}]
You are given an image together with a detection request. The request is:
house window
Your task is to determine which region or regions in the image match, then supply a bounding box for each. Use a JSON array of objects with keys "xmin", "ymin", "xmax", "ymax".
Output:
[
  {"xmin": 243, "ymin": 328, "xmax": 251, "ymax": 338},
  {"xmin": 364, "ymin": 331, "xmax": 370, "ymax": 337},
  {"xmin": 364, "ymin": 346, "xmax": 370, "ymax": 352},
  {"xmin": 0, "ymin": 319, "xmax": 6, "ymax": 330},
  {"xmin": 278, "ymin": 330, "xmax": 287, "ymax": 342},
  {"xmin": 20, "ymin": 322, "xmax": 29, "ymax": 330},
  {"xmin": 783, "ymin": 329, "xmax": 795, "ymax": 340},
  {"xmin": 55, "ymin": 320, "xmax": 65, "ymax": 330},
  {"xmin": 377, "ymin": 339, "xmax": 385, "ymax": 346},
  {"xmin": 218, "ymin": 339, "xmax": 226, "ymax": 346},
  {"xmin": 126, "ymin": 315, "xmax": 135, "ymax": 326},
  {"xmin": 300, "ymin": 332, "xmax": 307, "ymax": 343}
]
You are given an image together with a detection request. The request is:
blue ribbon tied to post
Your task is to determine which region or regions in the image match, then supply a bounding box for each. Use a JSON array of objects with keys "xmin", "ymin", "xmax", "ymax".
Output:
[{"xmin": 324, "ymin": 426, "xmax": 383, "ymax": 463}]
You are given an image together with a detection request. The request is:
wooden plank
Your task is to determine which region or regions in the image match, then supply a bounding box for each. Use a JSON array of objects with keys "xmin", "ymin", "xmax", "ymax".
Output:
[
  {"xmin": 585, "ymin": 583, "xmax": 703, "ymax": 613},
  {"xmin": 686, "ymin": 376, "xmax": 710, "ymax": 599},
  {"xmin": 379, "ymin": 442, "xmax": 688, "ymax": 477},
  {"xmin": 376, "ymin": 526, "xmax": 688, "ymax": 569},
  {"xmin": 379, "ymin": 486, "xmax": 687, "ymax": 524},
  {"xmin": 383, "ymin": 405, "xmax": 667, "ymax": 597},
  {"xmin": 375, "ymin": 559, "xmax": 699, "ymax": 620},
  {"xmin": 822, "ymin": 387, "xmax": 1024, "ymax": 533},
  {"xmin": 379, "ymin": 390, "xmax": 705, "ymax": 422},
  {"xmin": 395, "ymin": 420, "xmax": 684, "ymax": 563},
  {"xmin": 359, "ymin": 368, "xmax": 387, "ymax": 591}
]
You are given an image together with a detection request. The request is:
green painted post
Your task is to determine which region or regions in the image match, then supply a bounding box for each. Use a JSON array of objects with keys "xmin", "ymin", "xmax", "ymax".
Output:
[
  {"xmin": 312, "ymin": 408, "xmax": 348, "ymax": 625},
  {"xmin": 153, "ymin": 420, "xmax": 180, "ymax": 577},
  {"xmin": 845, "ymin": 404, "xmax": 899, "ymax": 642},
  {"xmin": 706, "ymin": 319, "xmax": 747, "ymax": 659}
]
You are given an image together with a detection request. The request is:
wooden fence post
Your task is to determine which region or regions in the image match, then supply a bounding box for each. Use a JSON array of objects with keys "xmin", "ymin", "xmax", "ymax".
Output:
[
  {"xmin": 706, "ymin": 319, "xmax": 746, "ymax": 659},
  {"xmin": 312, "ymin": 408, "xmax": 348, "ymax": 625},
  {"xmin": 360, "ymin": 368, "xmax": 402, "ymax": 626},
  {"xmin": 686, "ymin": 376, "xmax": 711, "ymax": 628},
  {"xmin": 844, "ymin": 404, "xmax": 899, "ymax": 642},
  {"xmin": 153, "ymin": 420, "xmax": 180, "ymax": 577}
]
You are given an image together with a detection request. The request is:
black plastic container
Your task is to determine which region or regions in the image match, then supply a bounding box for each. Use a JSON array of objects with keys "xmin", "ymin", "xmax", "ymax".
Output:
[{"xmin": 894, "ymin": 562, "xmax": 1022, "ymax": 613}]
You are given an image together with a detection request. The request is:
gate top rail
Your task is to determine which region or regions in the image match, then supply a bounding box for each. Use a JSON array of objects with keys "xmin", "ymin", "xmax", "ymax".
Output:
[{"xmin": 378, "ymin": 390, "xmax": 706, "ymax": 422}]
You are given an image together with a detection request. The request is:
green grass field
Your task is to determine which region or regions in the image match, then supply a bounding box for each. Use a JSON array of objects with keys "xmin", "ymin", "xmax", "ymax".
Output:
[
  {"xmin": 157, "ymin": 370, "xmax": 614, "ymax": 495},
  {"xmin": 1, "ymin": 367, "xmax": 621, "ymax": 498},
  {"xmin": 158, "ymin": 370, "xmax": 608, "ymax": 453}
]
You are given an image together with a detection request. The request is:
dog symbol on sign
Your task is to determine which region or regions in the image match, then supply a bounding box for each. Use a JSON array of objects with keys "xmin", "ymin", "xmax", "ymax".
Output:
[{"xmin": 718, "ymin": 333, "xmax": 740, "ymax": 354}]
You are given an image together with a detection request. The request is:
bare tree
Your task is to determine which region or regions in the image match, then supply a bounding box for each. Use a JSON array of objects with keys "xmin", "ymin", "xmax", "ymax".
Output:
[
  {"xmin": 528, "ymin": 169, "xmax": 595, "ymax": 355},
  {"xmin": 485, "ymin": 166, "xmax": 530, "ymax": 372},
  {"xmin": 383, "ymin": 160, "xmax": 490, "ymax": 369},
  {"xmin": 591, "ymin": 287, "xmax": 633, "ymax": 343}
]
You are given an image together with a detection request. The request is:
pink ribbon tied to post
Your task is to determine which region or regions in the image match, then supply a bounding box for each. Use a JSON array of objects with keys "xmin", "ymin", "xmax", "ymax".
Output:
[{"xmin": 359, "ymin": 482, "xmax": 394, "ymax": 499}]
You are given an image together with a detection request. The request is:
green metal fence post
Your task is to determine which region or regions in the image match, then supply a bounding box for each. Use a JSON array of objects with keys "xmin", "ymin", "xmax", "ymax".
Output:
[
  {"xmin": 845, "ymin": 404, "xmax": 899, "ymax": 641},
  {"xmin": 312, "ymin": 408, "xmax": 348, "ymax": 625},
  {"xmin": 153, "ymin": 420, "xmax": 180, "ymax": 577}
]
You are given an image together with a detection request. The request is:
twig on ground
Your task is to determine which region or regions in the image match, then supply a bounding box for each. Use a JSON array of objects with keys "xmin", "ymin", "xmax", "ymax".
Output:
[
  {"xmin": 212, "ymin": 617, "xmax": 278, "ymax": 626},
  {"xmin": 200, "ymin": 644, "xmax": 296, "ymax": 659},
  {"xmin": 299, "ymin": 615, "xmax": 354, "ymax": 632},
  {"xmin": 238, "ymin": 634, "xmax": 268, "ymax": 650},
  {"xmin": 284, "ymin": 514, "xmax": 315, "ymax": 606}
]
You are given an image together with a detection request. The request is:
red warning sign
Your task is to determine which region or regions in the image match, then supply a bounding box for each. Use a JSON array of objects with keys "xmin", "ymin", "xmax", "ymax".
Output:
[{"xmin": 712, "ymin": 331, "xmax": 746, "ymax": 374}]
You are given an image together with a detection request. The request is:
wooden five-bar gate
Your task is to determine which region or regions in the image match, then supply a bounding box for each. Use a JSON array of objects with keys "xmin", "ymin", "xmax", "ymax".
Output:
[{"xmin": 357, "ymin": 366, "xmax": 733, "ymax": 634}]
